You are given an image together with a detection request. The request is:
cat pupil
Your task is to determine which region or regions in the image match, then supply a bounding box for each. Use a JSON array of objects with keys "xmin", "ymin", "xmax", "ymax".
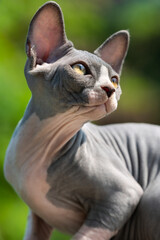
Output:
[{"xmin": 79, "ymin": 64, "xmax": 84, "ymax": 70}]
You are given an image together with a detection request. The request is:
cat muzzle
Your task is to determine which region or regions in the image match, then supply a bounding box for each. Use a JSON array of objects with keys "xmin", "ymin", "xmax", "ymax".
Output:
[{"xmin": 101, "ymin": 86, "xmax": 115, "ymax": 98}]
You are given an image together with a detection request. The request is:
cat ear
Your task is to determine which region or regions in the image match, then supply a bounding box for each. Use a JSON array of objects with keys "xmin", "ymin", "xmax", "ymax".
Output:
[
  {"xmin": 26, "ymin": 2, "xmax": 67, "ymax": 64},
  {"xmin": 94, "ymin": 30, "xmax": 130, "ymax": 74}
]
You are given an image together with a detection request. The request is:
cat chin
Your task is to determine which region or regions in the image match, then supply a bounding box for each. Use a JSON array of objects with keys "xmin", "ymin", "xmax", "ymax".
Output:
[
  {"xmin": 87, "ymin": 104, "xmax": 108, "ymax": 121},
  {"xmin": 105, "ymin": 98, "xmax": 118, "ymax": 115},
  {"xmin": 69, "ymin": 93, "xmax": 118, "ymax": 122},
  {"xmin": 70, "ymin": 104, "xmax": 106, "ymax": 122},
  {"xmin": 74, "ymin": 104, "xmax": 111, "ymax": 122},
  {"xmin": 87, "ymin": 98, "xmax": 118, "ymax": 121},
  {"xmin": 92, "ymin": 100, "xmax": 118, "ymax": 121},
  {"xmin": 87, "ymin": 93, "xmax": 118, "ymax": 120}
]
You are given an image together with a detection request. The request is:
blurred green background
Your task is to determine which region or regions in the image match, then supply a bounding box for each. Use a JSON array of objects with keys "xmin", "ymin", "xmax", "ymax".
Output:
[{"xmin": 0, "ymin": 0, "xmax": 160, "ymax": 239}]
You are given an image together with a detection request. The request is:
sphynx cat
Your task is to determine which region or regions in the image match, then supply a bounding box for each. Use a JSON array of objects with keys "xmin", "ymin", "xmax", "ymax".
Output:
[{"xmin": 4, "ymin": 2, "xmax": 160, "ymax": 240}]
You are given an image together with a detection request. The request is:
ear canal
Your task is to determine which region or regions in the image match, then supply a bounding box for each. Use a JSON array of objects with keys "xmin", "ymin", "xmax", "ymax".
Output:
[
  {"xmin": 26, "ymin": 2, "xmax": 67, "ymax": 64},
  {"xmin": 94, "ymin": 30, "xmax": 130, "ymax": 74}
]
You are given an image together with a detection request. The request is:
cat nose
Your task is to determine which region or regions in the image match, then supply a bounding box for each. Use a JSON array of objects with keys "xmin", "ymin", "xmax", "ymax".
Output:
[{"xmin": 101, "ymin": 86, "xmax": 115, "ymax": 98}]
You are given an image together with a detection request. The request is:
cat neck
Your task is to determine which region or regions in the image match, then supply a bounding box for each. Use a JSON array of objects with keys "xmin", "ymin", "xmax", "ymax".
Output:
[
  {"xmin": 4, "ymin": 100, "xmax": 107, "ymax": 196},
  {"xmin": 4, "ymin": 106, "xmax": 86, "ymax": 193},
  {"xmin": 6, "ymin": 96, "xmax": 108, "ymax": 174},
  {"xmin": 12, "ymin": 106, "xmax": 86, "ymax": 166}
]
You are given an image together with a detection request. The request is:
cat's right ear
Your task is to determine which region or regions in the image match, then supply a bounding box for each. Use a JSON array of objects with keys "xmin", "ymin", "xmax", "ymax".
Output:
[
  {"xmin": 94, "ymin": 30, "xmax": 130, "ymax": 74},
  {"xmin": 26, "ymin": 2, "xmax": 67, "ymax": 66}
]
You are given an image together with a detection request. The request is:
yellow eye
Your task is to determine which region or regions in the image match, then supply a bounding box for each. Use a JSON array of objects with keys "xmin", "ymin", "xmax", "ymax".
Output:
[
  {"xmin": 111, "ymin": 76, "xmax": 119, "ymax": 88},
  {"xmin": 72, "ymin": 63, "xmax": 87, "ymax": 75}
]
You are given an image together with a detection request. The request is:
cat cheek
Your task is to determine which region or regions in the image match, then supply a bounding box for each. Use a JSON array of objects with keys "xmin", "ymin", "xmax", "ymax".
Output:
[{"xmin": 87, "ymin": 89, "xmax": 106, "ymax": 106}]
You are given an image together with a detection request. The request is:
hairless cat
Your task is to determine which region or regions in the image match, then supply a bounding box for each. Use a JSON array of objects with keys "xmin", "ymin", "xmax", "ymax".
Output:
[{"xmin": 4, "ymin": 2, "xmax": 160, "ymax": 240}]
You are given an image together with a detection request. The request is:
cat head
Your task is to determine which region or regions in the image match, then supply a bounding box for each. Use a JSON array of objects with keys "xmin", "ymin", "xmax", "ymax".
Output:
[{"xmin": 24, "ymin": 1, "xmax": 129, "ymax": 121}]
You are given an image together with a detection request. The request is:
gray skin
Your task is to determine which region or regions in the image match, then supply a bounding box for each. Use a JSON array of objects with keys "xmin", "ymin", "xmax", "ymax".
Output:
[{"xmin": 4, "ymin": 2, "xmax": 160, "ymax": 240}]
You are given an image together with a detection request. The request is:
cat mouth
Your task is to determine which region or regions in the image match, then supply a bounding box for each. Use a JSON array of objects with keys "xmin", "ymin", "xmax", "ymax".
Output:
[
  {"xmin": 71, "ymin": 94, "xmax": 117, "ymax": 122},
  {"xmin": 70, "ymin": 87, "xmax": 117, "ymax": 117},
  {"xmin": 83, "ymin": 89, "xmax": 118, "ymax": 116}
]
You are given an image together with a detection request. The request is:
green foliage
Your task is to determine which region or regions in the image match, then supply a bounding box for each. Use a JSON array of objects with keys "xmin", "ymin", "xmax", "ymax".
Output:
[{"xmin": 0, "ymin": 0, "xmax": 159, "ymax": 239}]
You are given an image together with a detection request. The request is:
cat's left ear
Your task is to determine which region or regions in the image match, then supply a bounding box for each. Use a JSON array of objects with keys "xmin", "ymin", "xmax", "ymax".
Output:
[{"xmin": 94, "ymin": 30, "xmax": 130, "ymax": 74}]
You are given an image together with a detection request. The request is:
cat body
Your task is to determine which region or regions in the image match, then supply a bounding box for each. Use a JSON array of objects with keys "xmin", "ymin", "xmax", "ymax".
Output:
[{"xmin": 4, "ymin": 2, "xmax": 160, "ymax": 240}]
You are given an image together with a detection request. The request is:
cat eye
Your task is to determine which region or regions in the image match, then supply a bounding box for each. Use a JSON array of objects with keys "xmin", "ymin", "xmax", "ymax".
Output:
[
  {"xmin": 111, "ymin": 76, "xmax": 119, "ymax": 88},
  {"xmin": 71, "ymin": 63, "xmax": 87, "ymax": 75}
]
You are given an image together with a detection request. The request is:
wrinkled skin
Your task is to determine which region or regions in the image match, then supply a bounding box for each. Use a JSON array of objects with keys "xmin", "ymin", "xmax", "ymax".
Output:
[{"xmin": 4, "ymin": 2, "xmax": 160, "ymax": 240}]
